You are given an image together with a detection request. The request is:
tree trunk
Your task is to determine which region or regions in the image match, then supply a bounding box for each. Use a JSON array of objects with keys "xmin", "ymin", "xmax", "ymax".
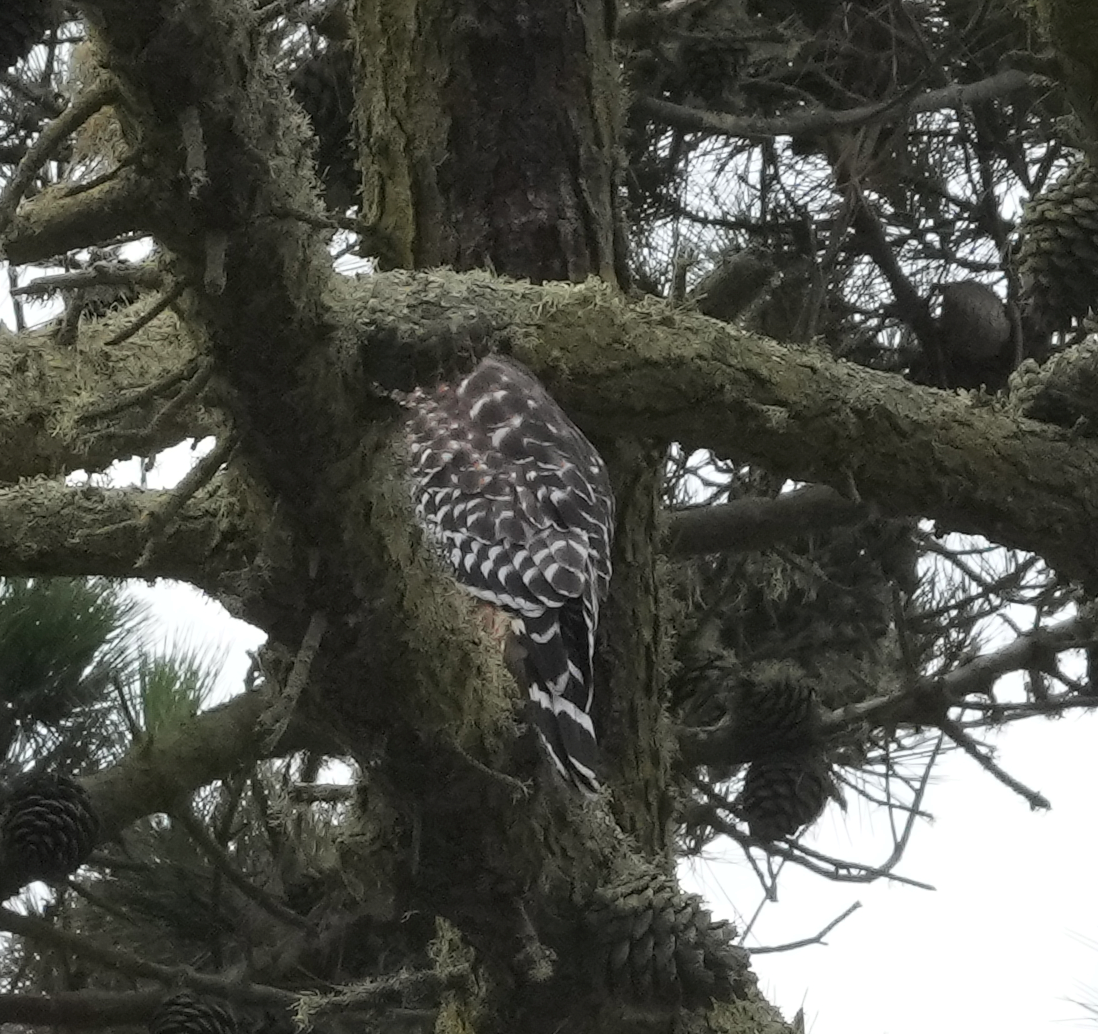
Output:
[{"xmin": 355, "ymin": 0, "xmax": 624, "ymax": 284}]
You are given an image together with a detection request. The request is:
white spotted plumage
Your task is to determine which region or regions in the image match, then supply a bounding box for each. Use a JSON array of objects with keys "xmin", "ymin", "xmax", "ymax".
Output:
[{"xmin": 404, "ymin": 356, "xmax": 614, "ymax": 790}]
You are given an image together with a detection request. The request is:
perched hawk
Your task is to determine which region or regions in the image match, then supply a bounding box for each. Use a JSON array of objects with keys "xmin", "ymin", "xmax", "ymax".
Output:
[{"xmin": 405, "ymin": 357, "xmax": 614, "ymax": 790}]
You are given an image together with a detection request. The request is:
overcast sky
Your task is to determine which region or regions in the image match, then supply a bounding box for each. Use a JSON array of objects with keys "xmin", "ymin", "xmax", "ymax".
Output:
[{"xmin": 7, "ymin": 287, "xmax": 1098, "ymax": 1034}]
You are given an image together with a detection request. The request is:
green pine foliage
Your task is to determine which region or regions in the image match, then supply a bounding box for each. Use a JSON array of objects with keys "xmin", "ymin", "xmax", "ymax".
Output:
[{"xmin": 0, "ymin": 578, "xmax": 145, "ymax": 774}]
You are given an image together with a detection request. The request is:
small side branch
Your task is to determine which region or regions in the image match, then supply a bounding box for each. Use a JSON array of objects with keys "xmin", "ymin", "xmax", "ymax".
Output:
[
  {"xmin": 666, "ymin": 485, "xmax": 865, "ymax": 557},
  {"xmin": 137, "ymin": 431, "xmax": 235, "ymax": 569},
  {"xmin": 79, "ymin": 358, "xmax": 203, "ymax": 422},
  {"xmin": 99, "ymin": 282, "xmax": 186, "ymax": 350},
  {"xmin": 0, "ymin": 907, "xmax": 295, "ymax": 1007},
  {"xmin": 633, "ymin": 69, "xmax": 1037, "ymax": 143},
  {"xmin": 260, "ymin": 611, "xmax": 328, "ymax": 752},
  {"xmin": 749, "ymin": 902, "xmax": 862, "ymax": 955},
  {"xmin": 171, "ymin": 806, "xmax": 314, "ymax": 931},
  {"xmin": 0, "ymin": 82, "xmax": 120, "ymax": 234},
  {"xmin": 295, "ymin": 967, "xmax": 472, "ymax": 1023},
  {"xmin": 938, "ymin": 716, "xmax": 1051, "ymax": 811}
]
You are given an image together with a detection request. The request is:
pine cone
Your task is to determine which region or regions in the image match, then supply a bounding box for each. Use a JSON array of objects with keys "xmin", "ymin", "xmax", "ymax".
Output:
[
  {"xmin": 149, "ymin": 992, "xmax": 237, "ymax": 1034},
  {"xmin": 0, "ymin": 0, "xmax": 52, "ymax": 71},
  {"xmin": 731, "ymin": 664, "xmax": 820, "ymax": 760},
  {"xmin": 586, "ymin": 868, "xmax": 748, "ymax": 1008},
  {"xmin": 735, "ymin": 752, "xmax": 831, "ymax": 841},
  {"xmin": 0, "ymin": 773, "xmax": 99, "ymax": 885},
  {"xmin": 1018, "ymin": 160, "xmax": 1098, "ymax": 336},
  {"xmin": 938, "ymin": 281, "xmax": 1010, "ymax": 362}
]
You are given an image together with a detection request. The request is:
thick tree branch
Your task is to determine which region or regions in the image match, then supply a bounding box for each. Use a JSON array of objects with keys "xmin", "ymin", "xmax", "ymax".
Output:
[
  {"xmin": 666, "ymin": 486, "xmax": 864, "ymax": 557},
  {"xmin": 0, "ymin": 478, "xmax": 258, "ymax": 588},
  {"xmin": 81, "ymin": 692, "xmax": 319, "ymax": 840},
  {"xmin": 2, "ymin": 168, "xmax": 155, "ymax": 265},
  {"xmin": 0, "ymin": 989, "xmax": 166, "ymax": 1028},
  {"xmin": 0, "ymin": 82, "xmax": 120, "ymax": 235},
  {"xmin": 340, "ymin": 270, "xmax": 1098, "ymax": 588},
  {"xmin": 0, "ymin": 312, "xmax": 209, "ymax": 480}
]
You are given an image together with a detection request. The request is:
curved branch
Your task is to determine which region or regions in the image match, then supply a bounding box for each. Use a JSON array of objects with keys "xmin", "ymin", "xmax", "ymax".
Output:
[{"xmin": 634, "ymin": 69, "xmax": 1040, "ymax": 142}]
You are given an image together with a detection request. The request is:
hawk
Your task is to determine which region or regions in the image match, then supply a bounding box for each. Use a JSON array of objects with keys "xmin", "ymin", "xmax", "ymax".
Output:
[{"xmin": 405, "ymin": 357, "xmax": 614, "ymax": 791}]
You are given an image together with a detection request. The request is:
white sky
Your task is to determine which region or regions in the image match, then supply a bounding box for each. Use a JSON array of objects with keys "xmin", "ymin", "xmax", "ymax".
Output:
[{"xmin": 5, "ymin": 279, "xmax": 1098, "ymax": 1034}]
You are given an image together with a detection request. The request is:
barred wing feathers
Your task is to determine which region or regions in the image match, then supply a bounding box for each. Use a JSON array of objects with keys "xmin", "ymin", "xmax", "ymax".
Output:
[{"xmin": 406, "ymin": 357, "xmax": 614, "ymax": 790}]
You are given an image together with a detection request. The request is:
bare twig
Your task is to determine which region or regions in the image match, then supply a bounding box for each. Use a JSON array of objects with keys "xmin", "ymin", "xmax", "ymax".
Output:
[
  {"xmin": 261, "ymin": 611, "xmax": 329, "ymax": 752},
  {"xmin": 634, "ymin": 69, "xmax": 1037, "ymax": 143},
  {"xmin": 98, "ymin": 282, "xmax": 185, "ymax": 349},
  {"xmin": 137, "ymin": 433, "xmax": 237, "ymax": 569},
  {"xmin": 171, "ymin": 806, "xmax": 314, "ymax": 932},
  {"xmin": 79, "ymin": 358, "xmax": 203, "ymax": 422},
  {"xmin": 938, "ymin": 716, "xmax": 1051, "ymax": 811},
  {"xmin": 749, "ymin": 902, "xmax": 862, "ymax": 954}
]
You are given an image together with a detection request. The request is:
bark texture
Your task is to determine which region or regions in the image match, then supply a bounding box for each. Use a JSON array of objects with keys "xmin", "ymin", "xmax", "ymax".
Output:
[{"xmin": 355, "ymin": 0, "xmax": 622, "ymax": 282}]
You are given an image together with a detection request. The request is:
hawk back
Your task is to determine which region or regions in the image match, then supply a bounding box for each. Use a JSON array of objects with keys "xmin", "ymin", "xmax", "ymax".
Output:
[{"xmin": 405, "ymin": 357, "xmax": 614, "ymax": 790}]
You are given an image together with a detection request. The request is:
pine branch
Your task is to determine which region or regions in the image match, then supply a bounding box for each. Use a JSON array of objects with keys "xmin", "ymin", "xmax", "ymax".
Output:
[
  {"xmin": 666, "ymin": 485, "xmax": 864, "ymax": 557},
  {"xmin": 634, "ymin": 69, "xmax": 1039, "ymax": 143},
  {"xmin": 172, "ymin": 806, "xmax": 313, "ymax": 932},
  {"xmin": 0, "ymin": 479, "xmax": 255, "ymax": 589},
  {"xmin": 0, "ymin": 988, "xmax": 166, "ymax": 1028},
  {"xmin": 0, "ymin": 906, "xmax": 295, "ymax": 1006}
]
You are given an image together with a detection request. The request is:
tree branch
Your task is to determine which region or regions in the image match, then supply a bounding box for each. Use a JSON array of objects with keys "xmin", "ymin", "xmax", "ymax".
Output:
[
  {"xmin": 0, "ymin": 479, "xmax": 257, "ymax": 588},
  {"xmin": 2, "ymin": 167, "xmax": 156, "ymax": 265},
  {"xmin": 0, "ymin": 82, "xmax": 120, "ymax": 235},
  {"xmin": 0, "ymin": 989, "xmax": 166, "ymax": 1028},
  {"xmin": 341, "ymin": 269, "xmax": 1098, "ymax": 590},
  {"xmin": 0, "ymin": 907, "xmax": 295, "ymax": 1007},
  {"xmin": 666, "ymin": 485, "xmax": 865, "ymax": 557},
  {"xmin": 0, "ymin": 312, "xmax": 209, "ymax": 481},
  {"xmin": 934, "ymin": 608, "xmax": 1098, "ymax": 703},
  {"xmin": 634, "ymin": 69, "xmax": 1039, "ymax": 142},
  {"xmin": 78, "ymin": 692, "xmax": 326, "ymax": 844},
  {"xmin": 938, "ymin": 716, "xmax": 1051, "ymax": 811},
  {"xmin": 748, "ymin": 902, "xmax": 862, "ymax": 954}
]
